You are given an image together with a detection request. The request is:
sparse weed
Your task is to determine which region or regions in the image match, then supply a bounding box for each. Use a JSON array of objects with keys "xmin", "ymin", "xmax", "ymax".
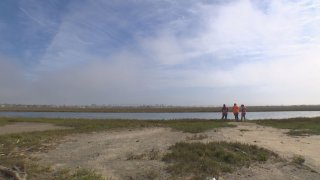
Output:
[
  {"xmin": 148, "ymin": 148, "xmax": 161, "ymax": 160},
  {"xmin": 292, "ymin": 155, "xmax": 305, "ymax": 165},
  {"xmin": 186, "ymin": 134, "xmax": 208, "ymax": 140},
  {"xmin": 126, "ymin": 148, "xmax": 161, "ymax": 161},
  {"xmin": 239, "ymin": 129, "xmax": 250, "ymax": 132},
  {"xmin": 55, "ymin": 168, "xmax": 104, "ymax": 180},
  {"xmin": 134, "ymin": 170, "xmax": 160, "ymax": 180},
  {"xmin": 126, "ymin": 152, "xmax": 145, "ymax": 160}
]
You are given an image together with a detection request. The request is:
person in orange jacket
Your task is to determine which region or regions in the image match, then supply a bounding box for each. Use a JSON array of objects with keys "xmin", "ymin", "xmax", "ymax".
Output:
[{"xmin": 232, "ymin": 103, "xmax": 239, "ymax": 121}]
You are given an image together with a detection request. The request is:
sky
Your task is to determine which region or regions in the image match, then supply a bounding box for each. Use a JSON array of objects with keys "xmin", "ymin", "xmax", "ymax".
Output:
[{"xmin": 0, "ymin": 0, "xmax": 320, "ymax": 106}]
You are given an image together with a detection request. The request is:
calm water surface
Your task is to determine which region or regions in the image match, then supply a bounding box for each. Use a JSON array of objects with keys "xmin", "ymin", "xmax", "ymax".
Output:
[{"xmin": 0, "ymin": 111, "xmax": 320, "ymax": 120}]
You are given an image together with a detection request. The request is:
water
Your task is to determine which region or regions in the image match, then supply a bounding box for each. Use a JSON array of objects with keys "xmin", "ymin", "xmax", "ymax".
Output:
[{"xmin": 0, "ymin": 111, "xmax": 320, "ymax": 120}]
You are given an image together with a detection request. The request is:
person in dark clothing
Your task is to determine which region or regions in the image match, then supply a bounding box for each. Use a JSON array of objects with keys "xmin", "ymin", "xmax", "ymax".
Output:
[
  {"xmin": 221, "ymin": 104, "xmax": 228, "ymax": 120},
  {"xmin": 241, "ymin": 104, "xmax": 247, "ymax": 121}
]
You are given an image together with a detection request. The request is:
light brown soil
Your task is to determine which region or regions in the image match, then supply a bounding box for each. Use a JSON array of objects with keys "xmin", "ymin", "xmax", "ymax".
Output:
[
  {"xmin": 207, "ymin": 122, "xmax": 320, "ymax": 173},
  {"xmin": 0, "ymin": 122, "xmax": 70, "ymax": 135},
  {"xmin": 33, "ymin": 123, "xmax": 320, "ymax": 179}
]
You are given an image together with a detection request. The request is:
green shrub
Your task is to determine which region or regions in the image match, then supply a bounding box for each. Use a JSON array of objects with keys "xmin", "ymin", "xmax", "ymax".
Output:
[{"xmin": 163, "ymin": 141, "xmax": 277, "ymax": 179}]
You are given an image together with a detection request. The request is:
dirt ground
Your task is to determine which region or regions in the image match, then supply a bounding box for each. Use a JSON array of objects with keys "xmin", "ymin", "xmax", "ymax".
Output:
[
  {"xmin": 0, "ymin": 122, "xmax": 70, "ymax": 135},
  {"xmin": 2, "ymin": 122, "xmax": 318, "ymax": 179},
  {"xmin": 28, "ymin": 122, "xmax": 320, "ymax": 179}
]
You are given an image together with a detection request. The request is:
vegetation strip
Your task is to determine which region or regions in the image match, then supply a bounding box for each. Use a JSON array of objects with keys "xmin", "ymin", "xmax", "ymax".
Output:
[
  {"xmin": 163, "ymin": 141, "xmax": 277, "ymax": 179},
  {"xmin": 255, "ymin": 117, "xmax": 320, "ymax": 136}
]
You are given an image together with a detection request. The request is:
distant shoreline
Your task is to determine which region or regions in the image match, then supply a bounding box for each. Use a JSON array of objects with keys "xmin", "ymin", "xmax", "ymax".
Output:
[{"xmin": 1, "ymin": 105, "xmax": 320, "ymax": 113}]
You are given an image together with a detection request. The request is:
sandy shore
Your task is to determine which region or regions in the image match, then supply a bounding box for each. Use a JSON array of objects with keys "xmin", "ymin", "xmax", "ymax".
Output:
[{"xmin": 26, "ymin": 122, "xmax": 320, "ymax": 179}]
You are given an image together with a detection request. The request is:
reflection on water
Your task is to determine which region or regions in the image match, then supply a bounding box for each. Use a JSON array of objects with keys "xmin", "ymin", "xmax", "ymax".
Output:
[{"xmin": 0, "ymin": 111, "xmax": 320, "ymax": 120}]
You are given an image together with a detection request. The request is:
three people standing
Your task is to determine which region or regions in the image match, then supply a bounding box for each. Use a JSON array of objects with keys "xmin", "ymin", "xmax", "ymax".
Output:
[{"xmin": 221, "ymin": 103, "xmax": 247, "ymax": 121}]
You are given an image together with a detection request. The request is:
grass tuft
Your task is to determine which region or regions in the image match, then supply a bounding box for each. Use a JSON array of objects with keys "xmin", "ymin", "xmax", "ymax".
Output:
[
  {"xmin": 186, "ymin": 134, "xmax": 208, "ymax": 140},
  {"xmin": 239, "ymin": 129, "xmax": 250, "ymax": 132},
  {"xmin": 163, "ymin": 141, "xmax": 277, "ymax": 179},
  {"xmin": 292, "ymin": 155, "xmax": 305, "ymax": 165}
]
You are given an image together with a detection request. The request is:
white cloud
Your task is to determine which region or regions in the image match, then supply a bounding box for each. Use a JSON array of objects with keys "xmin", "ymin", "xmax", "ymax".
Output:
[
  {"xmin": 140, "ymin": 31, "xmax": 190, "ymax": 65},
  {"xmin": 129, "ymin": 0, "xmax": 320, "ymax": 104},
  {"xmin": 183, "ymin": 0, "xmax": 320, "ymax": 60}
]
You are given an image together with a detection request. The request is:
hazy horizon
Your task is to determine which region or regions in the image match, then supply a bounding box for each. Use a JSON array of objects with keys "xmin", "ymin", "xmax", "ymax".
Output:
[
  {"xmin": 1, "ymin": 0, "xmax": 320, "ymax": 106},
  {"xmin": 1, "ymin": 103, "xmax": 320, "ymax": 108}
]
